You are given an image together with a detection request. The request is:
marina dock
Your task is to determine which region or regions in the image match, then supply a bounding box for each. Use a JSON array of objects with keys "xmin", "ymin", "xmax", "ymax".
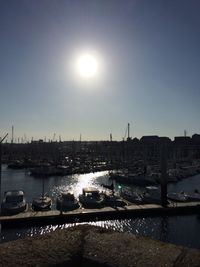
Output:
[{"xmin": 0, "ymin": 201, "xmax": 200, "ymax": 229}]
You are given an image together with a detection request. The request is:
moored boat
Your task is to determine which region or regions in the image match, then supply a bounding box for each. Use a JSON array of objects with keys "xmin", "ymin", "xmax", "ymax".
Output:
[
  {"xmin": 1, "ymin": 190, "xmax": 27, "ymax": 215},
  {"xmin": 32, "ymin": 176, "xmax": 52, "ymax": 211},
  {"xmin": 79, "ymin": 187, "xmax": 104, "ymax": 208},
  {"xmin": 32, "ymin": 196, "xmax": 52, "ymax": 211},
  {"xmin": 56, "ymin": 192, "xmax": 80, "ymax": 211},
  {"xmin": 120, "ymin": 190, "xmax": 144, "ymax": 204},
  {"xmin": 104, "ymin": 192, "xmax": 127, "ymax": 207},
  {"xmin": 167, "ymin": 191, "xmax": 188, "ymax": 202},
  {"xmin": 182, "ymin": 190, "xmax": 200, "ymax": 202},
  {"xmin": 142, "ymin": 186, "xmax": 161, "ymax": 204}
]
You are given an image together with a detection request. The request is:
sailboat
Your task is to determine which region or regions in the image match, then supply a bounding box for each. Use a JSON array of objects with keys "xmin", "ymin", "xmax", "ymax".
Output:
[{"xmin": 32, "ymin": 178, "xmax": 52, "ymax": 211}]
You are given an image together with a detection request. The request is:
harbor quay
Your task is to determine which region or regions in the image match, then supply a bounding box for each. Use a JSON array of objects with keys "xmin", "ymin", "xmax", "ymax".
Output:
[{"xmin": 1, "ymin": 201, "xmax": 200, "ymax": 229}]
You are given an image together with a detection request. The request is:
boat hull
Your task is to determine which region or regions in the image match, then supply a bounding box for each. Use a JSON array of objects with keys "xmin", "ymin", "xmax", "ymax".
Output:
[
  {"xmin": 79, "ymin": 195, "xmax": 104, "ymax": 208},
  {"xmin": 1, "ymin": 202, "xmax": 27, "ymax": 215},
  {"xmin": 56, "ymin": 198, "xmax": 80, "ymax": 211}
]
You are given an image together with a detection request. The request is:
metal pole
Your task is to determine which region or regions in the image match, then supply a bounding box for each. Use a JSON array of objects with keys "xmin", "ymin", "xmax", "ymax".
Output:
[
  {"xmin": 0, "ymin": 133, "xmax": 8, "ymax": 215},
  {"xmin": 0, "ymin": 142, "xmax": 1, "ymax": 233},
  {"xmin": 128, "ymin": 123, "xmax": 130, "ymax": 140},
  {"xmin": 160, "ymin": 144, "xmax": 168, "ymax": 207}
]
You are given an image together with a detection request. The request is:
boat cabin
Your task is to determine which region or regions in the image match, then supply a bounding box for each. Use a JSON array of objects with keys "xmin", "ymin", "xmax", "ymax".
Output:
[
  {"xmin": 82, "ymin": 187, "xmax": 101, "ymax": 198},
  {"xmin": 61, "ymin": 192, "xmax": 75, "ymax": 201}
]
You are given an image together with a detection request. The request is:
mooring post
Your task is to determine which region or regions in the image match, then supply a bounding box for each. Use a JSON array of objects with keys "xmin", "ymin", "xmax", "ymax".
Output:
[
  {"xmin": 161, "ymin": 144, "xmax": 168, "ymax": 207},
  {"xmin": 60, "ymin": 195, "xmax": 63, "ymax": 215}
]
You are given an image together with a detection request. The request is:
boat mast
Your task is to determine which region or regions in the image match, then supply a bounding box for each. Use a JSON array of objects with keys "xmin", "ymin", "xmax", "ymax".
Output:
[
  {"xmin": 11, "ymin": 126, "xmax": 14, "ymax": 144},
  {"xmin": 128, "ymin": 123, "xmax": 130, "ymax": 140},
  {"xmin": 42, "ymin": 177, "xmax": 45, "ymax": 198}
]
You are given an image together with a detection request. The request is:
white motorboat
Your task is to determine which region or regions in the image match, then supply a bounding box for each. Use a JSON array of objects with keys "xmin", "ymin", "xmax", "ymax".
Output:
[{"xmin": 1, "ymin": 190, "xmax": 27, "ymax": 215}]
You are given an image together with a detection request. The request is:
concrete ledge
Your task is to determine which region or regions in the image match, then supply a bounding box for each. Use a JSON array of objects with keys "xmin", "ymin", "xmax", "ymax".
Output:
[
  {"xmin": 0, "ymin": 225, "xmax": 200, "ymax": 266},
  {"xmin": 1, "ymin": 202, "xmax": 200, "ymax": 229}
]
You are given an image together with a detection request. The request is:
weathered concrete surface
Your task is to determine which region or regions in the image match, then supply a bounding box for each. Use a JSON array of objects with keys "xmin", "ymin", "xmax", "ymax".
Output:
[
  {"xmin": 0, "ymin": 227, "xmax": 83, "ymax": 267},
  {"xmin": 0, "ymin": 225, "xmax": 200, "ymax": 267}
]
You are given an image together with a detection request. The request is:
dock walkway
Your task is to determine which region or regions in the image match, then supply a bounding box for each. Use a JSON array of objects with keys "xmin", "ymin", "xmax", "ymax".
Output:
[{"xmin": 0, "ymin": 202, "xmax": 200, "ymax": 229}]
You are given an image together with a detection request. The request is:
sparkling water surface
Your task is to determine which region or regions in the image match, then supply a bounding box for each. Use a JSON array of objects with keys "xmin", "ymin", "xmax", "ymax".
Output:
[{"xmin": 0, "ymin": 165, "xmax": 200, "ymax": 249}]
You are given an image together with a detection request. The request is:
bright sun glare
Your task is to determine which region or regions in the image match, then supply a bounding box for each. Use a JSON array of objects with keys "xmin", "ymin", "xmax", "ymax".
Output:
[{"xmin": 77, "ymin": 53, "xmax": 98, "ymax": 78}]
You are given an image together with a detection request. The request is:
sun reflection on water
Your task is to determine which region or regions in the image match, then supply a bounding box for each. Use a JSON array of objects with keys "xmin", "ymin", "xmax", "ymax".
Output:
[{"xmin": 51, "ymin": 171, "xmax": 108, "ymax": 201}]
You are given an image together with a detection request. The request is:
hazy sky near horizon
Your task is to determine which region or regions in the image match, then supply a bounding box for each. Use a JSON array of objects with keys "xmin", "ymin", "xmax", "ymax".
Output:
[{"xmin": 0, "ymin": 0, "xmax": 200, "ymax": 141}]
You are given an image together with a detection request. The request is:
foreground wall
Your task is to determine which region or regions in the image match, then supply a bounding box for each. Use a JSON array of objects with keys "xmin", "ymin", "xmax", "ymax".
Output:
[{"xmin": 0, "ymin": 225, "xmax": 200, "ymax": 267}]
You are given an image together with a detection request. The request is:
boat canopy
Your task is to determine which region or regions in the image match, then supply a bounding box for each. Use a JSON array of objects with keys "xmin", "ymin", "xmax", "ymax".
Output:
[
  {"xmin": 4, "ymin": 190, "xmax": 25, "ymax": 203},
  {"xmin": 82, "ymin": 187, "xmax": 101, "ymax": 198},
  {"xmin": 4, "ymin": 190, "xmax": 24, "ymax": 197}
]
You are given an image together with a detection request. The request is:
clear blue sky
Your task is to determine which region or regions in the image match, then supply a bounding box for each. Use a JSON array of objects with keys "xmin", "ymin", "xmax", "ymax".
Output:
[{"xmin": 0, "ymin": 0, "xmax": 200, "ymax": 141}]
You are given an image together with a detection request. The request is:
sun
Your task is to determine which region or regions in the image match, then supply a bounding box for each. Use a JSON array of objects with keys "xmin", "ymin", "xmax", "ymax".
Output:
[{"xmin": 77, "ymin": 53, "xmax": 98, "ymax": 78}]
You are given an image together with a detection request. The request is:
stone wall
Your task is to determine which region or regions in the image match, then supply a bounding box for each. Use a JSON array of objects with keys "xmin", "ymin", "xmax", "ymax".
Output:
[{"xmin": 0, "ymin": 225, "xmax": 200, "ymax": 267}]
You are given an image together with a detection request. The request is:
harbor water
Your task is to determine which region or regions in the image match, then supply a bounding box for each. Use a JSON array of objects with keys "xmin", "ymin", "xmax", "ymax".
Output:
[{"xmin": 0, "ymin": 165, "xmax": 200, "ymax": 249}]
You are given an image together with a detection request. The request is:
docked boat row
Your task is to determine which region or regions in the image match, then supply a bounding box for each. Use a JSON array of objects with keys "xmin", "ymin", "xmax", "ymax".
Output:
[
  {"xmin": 1, "ymin": 186, "xmax": 200, "ymax": 215},
  {"xmin": 0, "ymin": 187, "xmax": 127, "ymax": 215},
  {"xmin": 120, "ymin": 186, "xmax": 162, "ymax": 205},
  {"xmin": 6, "ymin": 158, "xmax": 200, "ymax": 181},
  {"xmin": 7, "ymin": 160, "xmax": 110, "ymax": 177},
  {"xmin": 167, "ymin": 190, "xmax": 200, "ymax": 202},
  {"xmin": 120, "ymin": 186, "xmax": 200, "ymax": 205}
]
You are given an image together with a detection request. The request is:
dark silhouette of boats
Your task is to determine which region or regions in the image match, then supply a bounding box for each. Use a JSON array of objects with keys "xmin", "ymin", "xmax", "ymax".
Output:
[
  {"xmin": 7, "ymin": 160, "xmax": 25, "ymax": 169},
  {"xmin": 110, "ymin": 171, "xmax": 157, "ymax": 187},
  {"xmin": 30, "ymin": 165, "xmax": 70, "ymax": 177}
]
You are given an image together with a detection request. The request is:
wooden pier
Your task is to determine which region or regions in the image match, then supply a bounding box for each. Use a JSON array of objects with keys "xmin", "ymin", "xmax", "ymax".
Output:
[{"xmin": 0, "ymin": 201, "xmax": 200, "ymax": 229}]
